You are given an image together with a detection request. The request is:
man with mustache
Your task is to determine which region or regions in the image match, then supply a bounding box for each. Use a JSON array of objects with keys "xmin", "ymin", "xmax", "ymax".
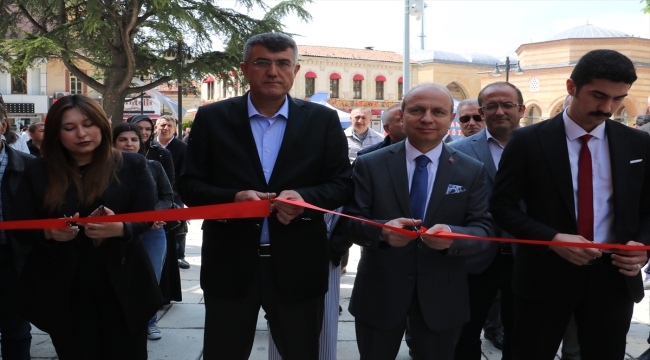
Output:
[{"xmin": 491, "ymin": 49, "xmax": 650, "ymax": 359}]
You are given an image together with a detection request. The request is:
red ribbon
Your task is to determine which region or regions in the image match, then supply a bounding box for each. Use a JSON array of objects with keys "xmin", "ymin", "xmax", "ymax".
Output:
[
  {"xmin": 3, "ymin": 198, "xmax": 649, "ymax": 251},
  {"xmin": 274, "ymin": 198, "xmax": 650, "ymax": 251},
  {"xmin": 0, "ymin": 201, "xmax": 270, "ymax": 230}
]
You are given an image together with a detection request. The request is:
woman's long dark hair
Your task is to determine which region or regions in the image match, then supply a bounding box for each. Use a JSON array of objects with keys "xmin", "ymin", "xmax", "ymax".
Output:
[{"xmin": 41, "ymin": 95, "xmax": 122, "ymax": 213}]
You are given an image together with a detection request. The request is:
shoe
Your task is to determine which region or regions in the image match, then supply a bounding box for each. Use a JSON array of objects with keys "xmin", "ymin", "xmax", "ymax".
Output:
[
  {"xmin": 178, "ymin": 258, "xmax": 190, "ymax": 269},
  {"xmin": 644, "ymin": 278, "xmax": 650, "ymax": 290},
  {"xmin": 147, "ymin": 326, "xmax": 162, "ymax": 340},
  {"xmin": 638, "ymin": 347, "xmax": 650, "ymax": 360},
  {"xmin": 341, "ymin": 267, "xmax": 347, "ymax": 275},
  {"xmin": 484, "ymin": 330, "xmax": 504, "ymax": 350},
  {"xmin": 339, "ymin": 304, "xmax": 343, "ymax": 315}
]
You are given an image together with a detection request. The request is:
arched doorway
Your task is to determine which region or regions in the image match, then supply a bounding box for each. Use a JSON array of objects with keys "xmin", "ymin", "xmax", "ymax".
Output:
[
  {"xmin": 523, "ymin": 105, "xmax": 541, "ymax": 126},
  {"xmin": 446, "ymin": 82, "xmax": 467, "ymax": 100},
  {"xmin": 550, "ymin": 102, "xmax": 564, "ymax": 118},
  {"xmin": 613, "ymin": 106, "xmax": 628, "ymax": 126}
]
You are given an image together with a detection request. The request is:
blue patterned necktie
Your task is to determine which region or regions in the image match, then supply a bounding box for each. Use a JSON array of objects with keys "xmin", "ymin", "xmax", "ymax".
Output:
[{"xmin": 410, "ymin": 155, "xmax": 431, "ymax": 221}]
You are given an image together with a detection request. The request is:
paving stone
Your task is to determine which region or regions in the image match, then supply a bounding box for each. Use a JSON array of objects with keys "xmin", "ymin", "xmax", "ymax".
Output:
[{"xmin": 146, "ymin": 329, "xmax": 203, "ymax": 360}]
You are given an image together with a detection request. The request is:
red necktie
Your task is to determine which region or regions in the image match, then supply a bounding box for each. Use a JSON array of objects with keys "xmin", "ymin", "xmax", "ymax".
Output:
[{"xmin": 577, "ymin": 134, "xmax": 594, "ymax": 241}]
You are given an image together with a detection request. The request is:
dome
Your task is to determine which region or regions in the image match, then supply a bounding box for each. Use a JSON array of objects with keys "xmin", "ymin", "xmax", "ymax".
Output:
[
  {"xmin": 410, "ymin": 49, "xmax": 469, "ymax": 63},
  {"xmin": 546, "ymin": 24, "xmax": 631, "ymax": 41},
  {"xmin": 463, "ymin": 52, "xmax": 503, "ymax": 66}
]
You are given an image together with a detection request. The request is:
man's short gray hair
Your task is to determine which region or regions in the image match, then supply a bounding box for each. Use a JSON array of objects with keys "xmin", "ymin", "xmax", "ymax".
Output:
[
  {"xmin": 381, "ymin": 104, "xmax": 401, "ymax": 125},
  {"xmin": 457, "ymin": 98, "xmax": 478, "ymax": 112},
  {"xmin": 402, "ymin": 83, "xmax": 454, "ymax": 114},
  {"xmin": 243, "ymin": 33, "xmax": 298, "ymax": 64},
  {"xmin": 28, "ymin": 121, "xmax": 45, "ymax": 133}
]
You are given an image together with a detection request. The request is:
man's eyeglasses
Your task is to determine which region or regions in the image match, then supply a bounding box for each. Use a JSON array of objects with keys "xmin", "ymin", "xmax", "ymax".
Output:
[
  {"xmin": 459, "ymin": 115, "xmax": 483, "ymax": 123},
  {"xmin": 252, "ymin": 59, "xmax": 293, "ymax": 70},
  {"xmin": 480, "ymin": 102, "xmax": 522, "ymax": 112}
]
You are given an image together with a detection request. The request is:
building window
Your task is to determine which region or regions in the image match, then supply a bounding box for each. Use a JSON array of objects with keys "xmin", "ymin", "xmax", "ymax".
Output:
[
  {"xmin": 305, "ymin": 78, "xmax": 315, "ymax": 97},
  {"xmin": 398, "ymin": 82, "xmax": 403, "ymax": 100},
  {"xmin": 207, "ymin": 81, "xmax": 214, "ymax": 100},
  {"xmin": 375, "ymin": 81, "xmax": 384, "ymax": 100},
  {"xmin": 530, "ymin": 77, "xmax": 540, "ymax": 92},
  {"xmin": 11, "ymin": 74, "xmax": 27, "ymax": 94},
  {"xmin": 330, "ymin": 79, "xmax": 339, "ymax": 98},
  {"xmin": 70, "ymin": 74, "xmax": 83, "ymax": 94},
  {"xmin": 353, "ymin": 80, "xmax": 362, "ymax": 99}
]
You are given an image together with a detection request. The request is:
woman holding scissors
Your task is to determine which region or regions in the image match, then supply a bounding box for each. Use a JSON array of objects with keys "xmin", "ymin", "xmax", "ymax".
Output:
[{"xmin": 13, "ymin": 95, "xmax": 161, "ymax": 359}]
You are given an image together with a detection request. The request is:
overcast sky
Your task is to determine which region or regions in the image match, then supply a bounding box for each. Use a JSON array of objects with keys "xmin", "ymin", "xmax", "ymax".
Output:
[{"xmin": 218, "ymin": 0, "xmax": 650, "ymax": 58}]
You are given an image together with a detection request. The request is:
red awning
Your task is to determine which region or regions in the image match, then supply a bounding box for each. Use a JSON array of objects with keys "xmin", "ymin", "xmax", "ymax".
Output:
[
  {"xmin": 305, "ymin": 71, "xmax": 317, "ymax": 79},
  {"xmin": 203, "ymin": 76, "xmax": 215, "ymax": 83},
  {"xmin": 375, "ymin": 75, "xmax": 386, "ymax": 82},
  {"xmin": 330, "ymin": 73, "xmax": 341, "ymax": 80},
  {"xmin": 353, "ymin": 74, "xmax": 364, "ymax": 81},
  {"xmin": 398, "ymin": 76, "xmax": 403, "ymax": 83}
]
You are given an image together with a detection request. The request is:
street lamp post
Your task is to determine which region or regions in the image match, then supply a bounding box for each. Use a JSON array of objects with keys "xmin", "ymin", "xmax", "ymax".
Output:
[
  {"xmin": 491, "ymin": 56, "xmax": 524, "ymax": 83},
  {"xmin": 163, "ymin": 35, "xmax": 195, "ymax": 138}
]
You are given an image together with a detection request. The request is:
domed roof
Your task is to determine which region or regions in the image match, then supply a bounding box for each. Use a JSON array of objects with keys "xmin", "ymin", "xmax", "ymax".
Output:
[
  {"xmin": 463, "ymin": 52, "xmax": 503, "ymax": 66},
  {"xmin": 410, "ymin": 49, "xmax": 469, "ymax": 63},
  {"xmin": 546, "ymin": 24, "xmax": 630, "ymax": 41}
]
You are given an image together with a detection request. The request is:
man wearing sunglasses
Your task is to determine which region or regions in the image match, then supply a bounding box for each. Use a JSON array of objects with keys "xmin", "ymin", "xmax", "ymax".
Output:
[
  {"xmin": 450, "ymin": 82, "xmax": 525, "ymax": 360},
  {"xmin": 457, "ymin": 98, "xmax": 484, "ymax": 138}
]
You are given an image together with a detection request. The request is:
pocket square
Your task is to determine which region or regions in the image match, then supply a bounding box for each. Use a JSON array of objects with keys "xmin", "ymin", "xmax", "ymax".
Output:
[
  {"xmin": 446, "ymin": 184, "xmax": 466, "ymax": 195},
  {"xmin": 630, "ymin": 159, "xmax": 643, "ymax": 164}
]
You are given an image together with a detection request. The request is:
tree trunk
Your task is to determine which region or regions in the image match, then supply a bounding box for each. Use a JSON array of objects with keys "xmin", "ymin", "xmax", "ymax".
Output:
[{"xmin": 102, "ymin": 48, "xmax": 133, "ymax": 128}]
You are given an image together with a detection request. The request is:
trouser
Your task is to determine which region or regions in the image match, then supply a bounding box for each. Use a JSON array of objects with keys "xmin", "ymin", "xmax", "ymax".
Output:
[
  {"xmin": 0, "ymin": 251, "xmax": 31, "ymax": 360},
  {"xmin": 203, "ymin": 257, "xmax": 324, "ymax": 360},
  {"xmin": 141, "ymin": 227, "xmax": 166, "ymax": 327}
]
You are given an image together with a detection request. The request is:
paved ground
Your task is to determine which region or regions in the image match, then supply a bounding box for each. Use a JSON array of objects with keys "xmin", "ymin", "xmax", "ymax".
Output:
[{"xmin": 25, "ymin": 220, "xmax": 650, "ymax": 359}]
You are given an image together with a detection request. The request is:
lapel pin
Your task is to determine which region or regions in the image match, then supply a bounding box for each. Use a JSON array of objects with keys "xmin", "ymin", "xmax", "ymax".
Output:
[{"xmin": 449, "ymin": 157, "xmax": 455, "ymax": 165}]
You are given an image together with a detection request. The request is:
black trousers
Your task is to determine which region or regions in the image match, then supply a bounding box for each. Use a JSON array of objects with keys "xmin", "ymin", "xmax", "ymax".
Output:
[
  {"xmin": 203, "ymin": 257, "xmax": 324, "ymax": 360},
  {"xmin": 512, "ymin": 255, "xmax": 634, "ymax": 360},
  {"xmin": 455, "ymin": 251, "xmax": 514, "ymax": 360},
  {"xmin": 50, "ymin": 280, "xmax": 147, "ymax": 360},
  {"xmin": 355, "ymin": 291, "xmax": 461, "ymax": 360},
  {"xmin": 0, "ymin": 252, "xmax": 31, "ymax": 360}
]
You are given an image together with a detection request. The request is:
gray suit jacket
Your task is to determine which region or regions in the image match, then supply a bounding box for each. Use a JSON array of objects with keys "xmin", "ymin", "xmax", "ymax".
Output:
[
  {"xmin": 449, "ymin": 128, "xmax": 500, "ymax": 274},
  {"xmin": 344, "ymin": 141, "xmax": 493, "ymax": 331}
]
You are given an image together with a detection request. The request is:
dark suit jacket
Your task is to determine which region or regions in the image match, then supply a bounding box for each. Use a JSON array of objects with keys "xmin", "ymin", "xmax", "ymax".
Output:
[
  {"xmin": 13, "ymin": 152, "xmax": 161, "ymax": 338},
  {"xmin": 178, "ymin": 93, "xmax": 352, "ymax": 303},
  {"xmin": 2, "ymin": 145, "xmax": 35, "ymax": 274},
  {"xmin": 161, "ymin": 137, "xmax": 186, "ymax": 204},
  {"xmin": 490, "ymin": 113, "xmax": 650, "ymax": 303},
  {"xmin": 449, "ymin": 128, "xmax": 501, "ymax": 274},
  {"xmin": 344, "ymin": 141, "xmax": 493, "ymax": 331}
]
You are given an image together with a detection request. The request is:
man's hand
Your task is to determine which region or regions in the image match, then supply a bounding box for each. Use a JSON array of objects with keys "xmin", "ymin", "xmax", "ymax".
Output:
[
  {"xmin": 273, "ymin": 190, "xmax": 304, "ymax": 225},
  {"xmin": 381, "ymin": 218, "xmax": 420, "ymax": 247},
  {"xmin": 611, "ymin": 241, "xmax": 648, "ymax": 277},
  {"xmin": 550, "ymin": 233, "xmax": 602, "ymax": 266},
  {"xmin": 234, "ymin": 190, "xmax": 276, "ymax": 202},
  {"xmin": 421, "ymin": 224, "xmax": 454, "ymax": 250}
]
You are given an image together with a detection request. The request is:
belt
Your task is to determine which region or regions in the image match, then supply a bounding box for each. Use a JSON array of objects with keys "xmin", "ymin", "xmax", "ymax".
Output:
[
  {"xmin": 258, "ymin": 244, "xmax": 271, "ymax": 257},
  {"xmin": 585, "ymin": 252, "xmax": 612, "ymax": 265}
]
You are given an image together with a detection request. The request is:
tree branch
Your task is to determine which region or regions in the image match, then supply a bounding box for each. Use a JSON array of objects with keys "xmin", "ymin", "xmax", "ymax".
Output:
[
  {"xmin": 61, "ymin": 48, "xmax": 111, "ymax": 70},
  {"xmin": 61, "ymin": 58, "xmax": 106, "ymax": 93},
  {"xmin": 17, "ymin": 5, "xmax": 48, "ymax": 35}
]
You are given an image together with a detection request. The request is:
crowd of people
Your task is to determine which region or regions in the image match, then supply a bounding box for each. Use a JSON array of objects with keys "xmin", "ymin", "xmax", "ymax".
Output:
[{"xmin": 0, "ymin": 32, "xmax": 649, "ymax": 360}]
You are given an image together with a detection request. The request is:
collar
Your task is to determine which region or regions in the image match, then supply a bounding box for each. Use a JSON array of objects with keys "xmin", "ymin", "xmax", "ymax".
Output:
[
  {"xmin": 562, "ymin": 109, "xmax": 606, "ymax": 141},
  {"xmin": 247, "ymin": 94, "xmax": 289, "ymax": 120},
  {"xmin": 157, "ymin": 136, "xmax": 174, "ymax": 148},
  {"xmin": 405, "ymin": 138, "xmax": 443, "ymax": 166},
  {"xmin": 485, "ymin": 128, "xmax": 504, "ymax": 147}
]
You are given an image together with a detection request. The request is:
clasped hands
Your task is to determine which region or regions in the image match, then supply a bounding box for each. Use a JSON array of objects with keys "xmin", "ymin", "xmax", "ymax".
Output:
[
  {"xmin": 382, "ymin": 218, "xmax": 453, "ymax": 250},
  {"xmin": 46, "ymin": 207, "xmax": 125, "ymax": 242},
  {"xmin": 551, "ymin": 233, "xmax": 647, "ymax": 276},
  {"xmin": 234, "ymin": 189, "xmax": 304, "ymax": 225}
]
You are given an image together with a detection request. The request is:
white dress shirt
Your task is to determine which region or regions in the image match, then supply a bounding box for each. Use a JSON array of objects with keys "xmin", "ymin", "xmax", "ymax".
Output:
[
  {"xmin": 405, "ymin": 139, "xmax": 443, "ymax": 214},
  {"xmin": 562, "ymin": 110, "xmax": 614, "ymax": 244},
  {"xmin": 485, "ymin": 129, "xmax": 505, "ymax": 170}
]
